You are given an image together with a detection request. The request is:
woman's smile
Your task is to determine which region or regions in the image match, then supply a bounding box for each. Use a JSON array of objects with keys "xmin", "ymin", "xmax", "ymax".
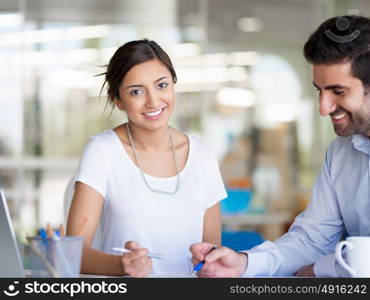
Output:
[{"xmin": 143, "ymin": 106, "xmax": 167, "ymax": 120}]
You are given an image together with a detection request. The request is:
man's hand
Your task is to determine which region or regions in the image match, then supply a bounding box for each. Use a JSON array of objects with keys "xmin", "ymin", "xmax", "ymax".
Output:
[
  {"xmin": 190, "ymin": 242, "xmax": 248, "ymax": 277},
  {"xmin": 295, "ymin": 263, "xmax": 315, "ymax": 277}
]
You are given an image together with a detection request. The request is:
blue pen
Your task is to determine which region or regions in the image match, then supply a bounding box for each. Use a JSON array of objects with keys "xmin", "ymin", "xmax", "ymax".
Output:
[
  {"xmin": 39, "ymin": 228, "xmax": 49, "ymax": 245},
  {"xmin": 39, "ymin": 228, "xmax": 47, "ymax": 239},
  {"xmin": 38, "ymin": 227, "xmax": 70, "ymax": 276},
  {"xmin": 192, "ymin": 246, "xmax": 217, "ymax": 275}
]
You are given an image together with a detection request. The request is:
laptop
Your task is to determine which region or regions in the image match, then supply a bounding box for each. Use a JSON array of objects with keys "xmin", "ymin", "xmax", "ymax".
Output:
[{"xmin": 0, "ymin": 189, "xmax": 25, "ymax": 277}]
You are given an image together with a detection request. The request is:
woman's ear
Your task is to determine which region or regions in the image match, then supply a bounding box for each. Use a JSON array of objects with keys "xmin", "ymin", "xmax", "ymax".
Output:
[{"xmin": 114, "ymin": 97, "xmax": 125, "ymax": 111}]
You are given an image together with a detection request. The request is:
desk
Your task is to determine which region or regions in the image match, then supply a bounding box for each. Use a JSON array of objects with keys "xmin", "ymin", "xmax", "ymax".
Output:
[{"xmin": 80, "ymin": 273, "xmax": 195, "ymax": 278}]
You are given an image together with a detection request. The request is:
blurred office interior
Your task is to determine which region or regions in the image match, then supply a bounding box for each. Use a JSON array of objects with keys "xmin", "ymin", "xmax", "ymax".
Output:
[{"xmin": 0, "ymin": 0, "xmax": 367, "ymax": 250}]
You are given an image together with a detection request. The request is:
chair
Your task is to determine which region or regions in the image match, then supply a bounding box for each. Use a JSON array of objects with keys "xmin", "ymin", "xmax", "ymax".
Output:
[
  {"xmin": 63, "ymin": 178, "xmax": 103, "ymax": 250},
  {"xmin": 221, "ymin": 230, "xmax": 264, "ymax": 251}
]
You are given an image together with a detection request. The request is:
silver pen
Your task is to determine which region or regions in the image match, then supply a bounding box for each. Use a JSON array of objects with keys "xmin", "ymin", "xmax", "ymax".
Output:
[{"xmin": 112, "ymin": 247, "xmax": 166, "ymax": 260}]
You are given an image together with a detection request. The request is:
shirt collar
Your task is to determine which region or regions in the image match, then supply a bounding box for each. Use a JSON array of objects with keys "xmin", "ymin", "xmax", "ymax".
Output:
[{"xmin": 351, "ymin": 134, "xmax": 370, "ymax": 155}]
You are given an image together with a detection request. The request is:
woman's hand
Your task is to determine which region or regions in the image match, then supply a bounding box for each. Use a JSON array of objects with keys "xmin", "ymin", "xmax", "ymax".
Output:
[{"xmin": 121, "ymin": 241, "xmax": 152, "ymax": 277}]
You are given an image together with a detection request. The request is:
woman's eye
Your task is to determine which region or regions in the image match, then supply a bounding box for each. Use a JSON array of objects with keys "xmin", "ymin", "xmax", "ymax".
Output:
[
  {"xmin": 130, "ymin": 89, "xmax": 143, "ymax": 96},
  {"xmin": 158, "ymin": 82, "xmax": 168, "ymax": 89}
]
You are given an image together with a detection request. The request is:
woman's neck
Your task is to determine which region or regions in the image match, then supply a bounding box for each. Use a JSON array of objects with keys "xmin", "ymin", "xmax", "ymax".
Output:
[{"xmin": 126, "ymin": 122, "xmax": 171, "ymax": 152}]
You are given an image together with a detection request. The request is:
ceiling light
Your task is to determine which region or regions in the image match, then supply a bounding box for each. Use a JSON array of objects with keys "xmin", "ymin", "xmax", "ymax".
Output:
[
  {"xmin": 217, "ymin": 87, "xmax": 256, "ymax": 108},
  {"xmin": 0, "ymin": 13, "xmax": 22, "ymax": 28},
  {"xmin": 167, "ymin": 43, "xmax": 200, "ymax": 57},
  {"xmin": 237, "ymin": 17, "xmax": 263, "ymax": 32},
  {"xmin": 0, "ymin": 24, "xmax": 111, "ymax": 46}
]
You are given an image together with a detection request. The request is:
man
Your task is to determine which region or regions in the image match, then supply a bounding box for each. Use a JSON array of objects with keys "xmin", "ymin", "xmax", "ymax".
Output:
[{"xmin": 190, "ymin": 15, "xmax": 370, "ymax": 277}]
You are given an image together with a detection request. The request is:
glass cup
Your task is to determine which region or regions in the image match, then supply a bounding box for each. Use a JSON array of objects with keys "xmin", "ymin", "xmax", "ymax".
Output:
[{"xmin": 27, "ymin": 236, "xmax": 84, "ymax": 277}]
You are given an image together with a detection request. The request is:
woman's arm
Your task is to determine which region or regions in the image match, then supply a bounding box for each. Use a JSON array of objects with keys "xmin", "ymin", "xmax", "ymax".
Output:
[
  {"xmin": 202, "ymin": 203, "xmax": 221, "ymax": 245},
  {"xmin": 67, "ymin": 182, "xmax": 152, "ymax": 277},
  {"xmin": 66, "ymin": 181, "xmax": 125, "ymax": 275}
]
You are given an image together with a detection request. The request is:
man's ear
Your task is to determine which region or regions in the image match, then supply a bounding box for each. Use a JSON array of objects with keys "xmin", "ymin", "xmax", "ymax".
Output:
[
  {"xmin": 114, "ymin": 97, "xmax": 125, "ymax": 111},
  {"xmin": 365, "ymin": 86, "xmax": 370, "ymax": 96}
]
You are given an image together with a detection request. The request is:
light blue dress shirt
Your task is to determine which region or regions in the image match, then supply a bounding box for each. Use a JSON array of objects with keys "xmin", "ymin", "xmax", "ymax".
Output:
[{"xmin": 243, "ymin": 134, "xmax": 370, "ymax": 277}]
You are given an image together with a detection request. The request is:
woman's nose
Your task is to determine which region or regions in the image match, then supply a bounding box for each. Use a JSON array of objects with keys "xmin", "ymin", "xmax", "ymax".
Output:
[{"xmin": 145, "ymin": 90, "xmax": 161, "ymax": 108}]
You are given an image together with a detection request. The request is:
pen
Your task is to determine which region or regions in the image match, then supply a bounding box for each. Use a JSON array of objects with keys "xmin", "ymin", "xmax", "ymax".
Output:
[
  {"xmin": 192, "ymin": 246, "xmax": 217, "ymax": 275},
  {"xmin": 59, "ymin": 224, "xmax": 65, "ymax": 237},
  {"xmin": 46, "ymin": 223, "xmax": 53, "ymax": 238},
  {"xmin": 112, "ymin": 247, "xmax": 166, "ymax": 260},
  {"xmin": 28, "ymin": 236, "xmax": 59, "ymax": 278},
  {"xmin": 39, "ymin": 226, "xmax": 73, "ymax": 276},
  {"xmin": 39, "ymin": 228, "xmax": 49, "ymax": 246},
  {"xmin": 39, "ymin": 228, "xmax": 48, "ymax": 240}
]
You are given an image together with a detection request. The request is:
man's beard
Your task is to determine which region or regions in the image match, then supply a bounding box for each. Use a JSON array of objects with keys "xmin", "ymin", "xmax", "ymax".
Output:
[
  {"xmin": 353, "ymin": 112, "xmax": 370, "ymax": 136},
  {"xmin": 334, "ymin": 111, "xmax": 370, "ymax": 137}
]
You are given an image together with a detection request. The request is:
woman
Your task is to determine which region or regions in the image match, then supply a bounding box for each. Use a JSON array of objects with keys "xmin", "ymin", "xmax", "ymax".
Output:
[{"xmin": 67, "ymin": 39, "xmax": 227, "ymax": 277}]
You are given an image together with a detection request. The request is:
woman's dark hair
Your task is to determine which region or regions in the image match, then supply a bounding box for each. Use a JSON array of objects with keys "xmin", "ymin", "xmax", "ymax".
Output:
[
  {"xmin": 100, "ymin": 39, "xmax": 177, "ymax": 106},
  {"xmin": 304, "ymin": 15, "xmax": 370, "ymax": 89}
]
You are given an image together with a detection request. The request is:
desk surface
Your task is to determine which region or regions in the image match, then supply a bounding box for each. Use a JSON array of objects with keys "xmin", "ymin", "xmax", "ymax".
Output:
[{"xmin": 80, "ymin": 273, "xmax": 196, "ymax": 278}]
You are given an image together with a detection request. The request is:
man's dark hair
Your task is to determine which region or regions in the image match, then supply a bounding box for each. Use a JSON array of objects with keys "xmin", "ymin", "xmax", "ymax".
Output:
[
  {"xmin": 304, "ymin": 15, "xmax": 370, "ymax": 89},
  {"xmin": 100, "ymin": 39, "xmax": 177, "ymax": 106}
]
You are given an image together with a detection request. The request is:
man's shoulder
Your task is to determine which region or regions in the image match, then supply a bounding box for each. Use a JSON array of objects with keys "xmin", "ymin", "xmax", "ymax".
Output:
[
  {"xmin": 329, "ymin": 135, "xmax": 353, "ymax": 149},
  {"xmin": 326, "ymin": 135, "xmax": 360, "ymax": 161},
  {"xmin": 329, "ymin": 134, "xmax": 369, "ymax": 151}
]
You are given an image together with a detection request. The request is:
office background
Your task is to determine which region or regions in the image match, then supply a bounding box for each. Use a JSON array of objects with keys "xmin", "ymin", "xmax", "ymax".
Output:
[{"xmin": 0, "ymin": 0, "xmax": 367, "ymax": 249}]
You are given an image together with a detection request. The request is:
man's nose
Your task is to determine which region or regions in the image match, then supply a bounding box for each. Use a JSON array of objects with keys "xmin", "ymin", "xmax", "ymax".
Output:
[{"xmin": 319, "ymin": 93, "xmax": 337, "ymax": 116}]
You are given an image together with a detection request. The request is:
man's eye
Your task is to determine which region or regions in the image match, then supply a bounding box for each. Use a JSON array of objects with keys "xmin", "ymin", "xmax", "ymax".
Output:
[
  {"xmin": 334, "ymin": 90, "xmax": 344, "ymax": 95},
  {"xmin": 130, "ymin": 90, "xmax": 143, "ymax": 96},
  {"xmin": 158, "ymin": 82, "xmax": 168, "ymax": 89}
]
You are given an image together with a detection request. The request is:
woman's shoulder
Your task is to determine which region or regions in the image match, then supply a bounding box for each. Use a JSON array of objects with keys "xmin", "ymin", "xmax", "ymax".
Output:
[
  {"xmin": 176, "ymin": 130, "xmax": 213, "ymax": 155},
  {"xmin": 81, "ymin": 130, "xmax": 118, "ymax": 155},
  {"xmin": 87, "ymin": 129, "xmax": 116, "ymax": 144}
]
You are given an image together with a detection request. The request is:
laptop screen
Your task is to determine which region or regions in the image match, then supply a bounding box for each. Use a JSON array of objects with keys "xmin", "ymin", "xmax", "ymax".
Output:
[{"xmin": 0, "ymin": 189, "xmax": 25, "ymax": 277}]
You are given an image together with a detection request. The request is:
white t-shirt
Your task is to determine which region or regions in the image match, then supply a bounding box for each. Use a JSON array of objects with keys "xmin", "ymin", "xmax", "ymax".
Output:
[{"xmin": 74, "ymin": 129, "xmax": 227, "ymax": 276}]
